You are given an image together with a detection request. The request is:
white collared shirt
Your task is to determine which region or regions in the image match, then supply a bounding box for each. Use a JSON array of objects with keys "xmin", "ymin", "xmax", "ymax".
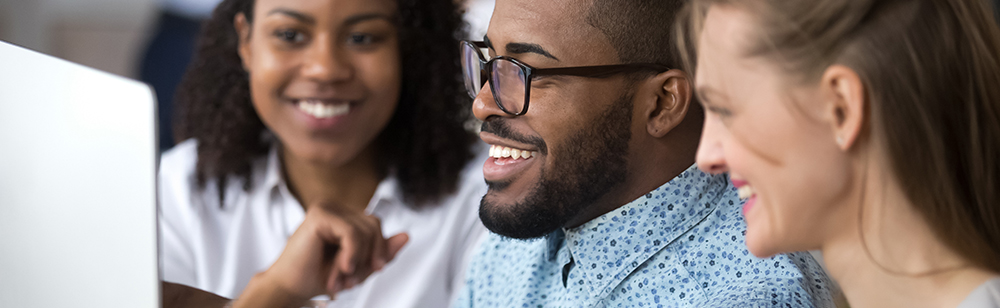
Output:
[{"xmin": 159, "ymin": 139, "xmax": 488, "ymax": 308}]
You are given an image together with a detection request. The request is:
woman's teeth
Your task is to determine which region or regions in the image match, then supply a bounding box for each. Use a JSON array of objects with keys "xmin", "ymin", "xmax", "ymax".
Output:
[
  {"xmin": 489, "ymin": 144, "xmax": 536, "ymax": 160},
  {"xmin": 737, "ymin": 185, "xmax": 755, "ymax": 200},
  {"xmin": 297, "ymin": 100, "xmax": 350, "ymax": 118}
]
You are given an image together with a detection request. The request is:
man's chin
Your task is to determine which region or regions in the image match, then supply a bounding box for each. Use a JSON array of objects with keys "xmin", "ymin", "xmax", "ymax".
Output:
[
  {"xmin": 478, "ymin": 194, "xmax": 567, "ymax": 239},
  {"xmin": 485, "ymin": 179, "xmax": 512, "ymax": 192}
]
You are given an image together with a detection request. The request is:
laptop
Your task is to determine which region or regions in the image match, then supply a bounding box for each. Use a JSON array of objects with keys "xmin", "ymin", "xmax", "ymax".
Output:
[{"xmin": 0, "ymin": 41, "xmax": 160, "ymax": 307}]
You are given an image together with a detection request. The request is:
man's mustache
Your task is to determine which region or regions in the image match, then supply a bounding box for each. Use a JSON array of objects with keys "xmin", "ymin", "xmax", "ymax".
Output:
[{"xmin": 480, "ymin": 119, "xmax": 548, "ymax": 155}]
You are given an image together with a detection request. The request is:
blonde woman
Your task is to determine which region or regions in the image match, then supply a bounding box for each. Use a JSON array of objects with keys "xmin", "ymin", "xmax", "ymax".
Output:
[{"xmin": 679, "ymin": 0, "xmax": 1000, "ymax": 307}]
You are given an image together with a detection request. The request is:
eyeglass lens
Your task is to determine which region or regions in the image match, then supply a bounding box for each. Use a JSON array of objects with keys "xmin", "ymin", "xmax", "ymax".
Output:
[
  {"xmin": 491, "ymin": 60, "xmax": 526, "ymax": 114},
  {"xmin": 461, "ymin": 42, "xmax": 528, "ymax": 115},
  {"xmin": 461, "ymin": 44, "xmax": 482, "ymax": 99}
]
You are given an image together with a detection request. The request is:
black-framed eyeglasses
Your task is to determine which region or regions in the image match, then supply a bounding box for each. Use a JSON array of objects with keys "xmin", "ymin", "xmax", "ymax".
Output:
[{"xmin": 460, "ymin": 40, "xmax": 670, "ymax": 116}]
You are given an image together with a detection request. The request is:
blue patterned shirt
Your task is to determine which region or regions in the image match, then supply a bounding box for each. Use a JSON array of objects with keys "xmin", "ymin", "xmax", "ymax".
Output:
[{"xmin": 455, "ymin": 165, "xmax": 836, "ymax": 308}]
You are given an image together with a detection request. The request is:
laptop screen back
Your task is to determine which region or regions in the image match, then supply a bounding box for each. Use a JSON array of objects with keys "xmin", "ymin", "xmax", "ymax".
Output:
[{"xmin": 0, "ymin": 41, "xmax": 160, "ymax": 308}]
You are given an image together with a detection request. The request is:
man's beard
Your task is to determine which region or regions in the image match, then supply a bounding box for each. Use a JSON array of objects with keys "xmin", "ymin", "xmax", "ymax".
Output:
[{"xmin": 479, "ymin": 93, "xmax": 633, "ymax": 239}]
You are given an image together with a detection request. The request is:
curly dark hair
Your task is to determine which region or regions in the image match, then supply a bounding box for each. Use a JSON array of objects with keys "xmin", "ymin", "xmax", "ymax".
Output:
[{"xmin": 174, "ymin": 0, "xmax": 476, "ymax": 206}]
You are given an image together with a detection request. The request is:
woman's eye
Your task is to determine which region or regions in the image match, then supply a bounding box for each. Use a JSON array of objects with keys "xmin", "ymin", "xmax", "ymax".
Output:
[
  {"xmin": 707, "ymin": 106, "xmax": 732, "ymax": 118},
  {"xmin": 347, "ymin": 33, "xmax": 376, "ymax": 45},
  {"xmin": 274, "ymin": 29, "xmax": 305, "ymax": 43}
]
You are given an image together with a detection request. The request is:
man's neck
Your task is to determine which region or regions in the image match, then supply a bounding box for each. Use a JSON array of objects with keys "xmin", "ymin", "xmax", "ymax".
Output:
[{"xmin": 562, "ymin": 160, "xmax": 692, "ymax": 228}]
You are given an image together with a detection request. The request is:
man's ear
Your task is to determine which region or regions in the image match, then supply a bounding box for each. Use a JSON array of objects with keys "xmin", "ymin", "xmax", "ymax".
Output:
[
  {"xmin": 235, "ymin": 13, "xmax": 253, "ymax": 72},
  {"xmin": 641, "ymin": 69, "xmax": 692, "ymax": 138},
  {"xmin": 819, "ymin": 65, "xmax": 866, "ymax": 150}
]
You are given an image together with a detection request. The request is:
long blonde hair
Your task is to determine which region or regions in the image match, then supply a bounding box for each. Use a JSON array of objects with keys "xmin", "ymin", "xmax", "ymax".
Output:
[{"xmin": 677, "ymin": 0, "xmax": 1000, "ymax": 273}]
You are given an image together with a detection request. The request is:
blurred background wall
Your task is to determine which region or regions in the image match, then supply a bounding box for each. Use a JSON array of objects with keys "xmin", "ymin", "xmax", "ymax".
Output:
[
  {"xmin": 0, "ymin": 0, "xmax": 157, "ymax": 78},
  {"xmin": 1, "ymin": 0, "xmax": 991, "ymax": 151},
  {"xmin": 0, "ymin": 0, "xmax": 216, "ymax": 151}
]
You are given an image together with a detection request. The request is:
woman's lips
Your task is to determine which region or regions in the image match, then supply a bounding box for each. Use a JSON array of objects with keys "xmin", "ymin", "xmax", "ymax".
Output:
[
  {"xmin": 742, "ymin": 194, "xmax": 757, "ymax": 216},
  {"xmin": 731, "ymin": 178, "xmax": 757, "ymax": 216},
  {"xmin": 288, "ymin": 99, "xmax": 357, "ymax": 131},
  {"xmin": 296, "ymin": 99, "xmax": 350, "ymax": 118}
]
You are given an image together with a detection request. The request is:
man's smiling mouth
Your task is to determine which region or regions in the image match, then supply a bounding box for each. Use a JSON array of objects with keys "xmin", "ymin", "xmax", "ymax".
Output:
[{"xmin": 489, "ymin": 144, "xmax": 538, "ymax": 160}]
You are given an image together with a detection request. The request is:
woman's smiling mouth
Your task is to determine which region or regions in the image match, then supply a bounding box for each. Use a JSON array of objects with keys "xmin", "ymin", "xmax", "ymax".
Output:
[
  {"xmin": 731, "ymin": 178, "xmax": 758, "ymax": 216},
  {"xmin": 295, "ymin": 99, "xmax": 351, "ymax": 118}
]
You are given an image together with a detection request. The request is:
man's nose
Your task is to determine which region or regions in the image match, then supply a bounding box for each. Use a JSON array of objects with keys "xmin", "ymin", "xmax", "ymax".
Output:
[{"xmin": 472, "ymin": 81, "xmax": 514, "ymax": 121}]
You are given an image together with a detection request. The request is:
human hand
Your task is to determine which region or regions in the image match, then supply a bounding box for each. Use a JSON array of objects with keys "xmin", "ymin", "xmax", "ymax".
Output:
[
  {"xmin": 234, "ymin": 206, "xmax": 408, "ymax": 308},
  {"xmin": 161, "ymin": 281, "xmax": 230, "ymax": 308}
]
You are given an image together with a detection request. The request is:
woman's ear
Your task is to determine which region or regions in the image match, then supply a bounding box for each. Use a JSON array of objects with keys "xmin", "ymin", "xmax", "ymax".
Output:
[
  {"xmin": 643, "ymin": 69, "xmax": 692, "ymax": 138},
  {"xmin": 234, "ymin": 13, "xmax": 252, "ymax": 72},
  {"xmin": 820, "ymin": 65, "xmax": 866, "ymax": 150}
]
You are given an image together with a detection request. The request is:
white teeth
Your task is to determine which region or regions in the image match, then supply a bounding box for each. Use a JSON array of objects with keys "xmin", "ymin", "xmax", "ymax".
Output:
[
  {"xmin": 489, "ymin": 145, "xmax": 536, "ymax": 160},
  {"xmin": 297, "ymin": 100, "xmax": 350, "ymax": 118},
  {"xmin": 737, "ymin": 185, "xmax": 755, "ymax": 200}
]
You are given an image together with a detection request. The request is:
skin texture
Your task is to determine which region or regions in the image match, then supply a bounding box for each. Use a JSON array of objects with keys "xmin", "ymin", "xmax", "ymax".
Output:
[
  {"xmin": 693, "ymin": 5, "xmax": 997, "ymax": 308},
  {"xmin": 474, "ymin": 0, "xmax": 701, "ymax": 238}
]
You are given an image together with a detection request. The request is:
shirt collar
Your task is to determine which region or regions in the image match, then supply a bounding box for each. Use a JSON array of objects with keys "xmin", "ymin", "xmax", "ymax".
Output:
[
  {"xmin": 262, "ymin": 143, "xmax": 403, "ymax": 214},
  {"xmin": 261, "ymin": 143, "xmax": 283, "ymax": 193},
  {"xmin": 562, "ymin": 164, "xmax": 732, "ymax": 300}
]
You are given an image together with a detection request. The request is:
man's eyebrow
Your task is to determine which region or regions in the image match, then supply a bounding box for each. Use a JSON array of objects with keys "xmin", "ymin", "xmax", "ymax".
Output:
[
  {"xmin": 483, "ymin": 34, "xmax": 559, "ymax": 61},
  {"xmin": 506, "ymin": 42, "xmax": 559, "ymax": 61},
  {"xmin": 267, "ymin": 8, "xmax": 315, "ymax": 24},
  {"xmin": 483, "ymin": 35, "xmax": 493, "ymax": 50}
]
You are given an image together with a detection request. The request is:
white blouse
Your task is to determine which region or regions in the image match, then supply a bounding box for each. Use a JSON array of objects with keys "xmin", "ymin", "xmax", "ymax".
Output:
[
  {"xmin": 158, "ymin": 139, "xmax": 488, "ymax": 308},
  {"xmin": 958, "ymin": 278, "xmax": 1000, "ymax": 308}
]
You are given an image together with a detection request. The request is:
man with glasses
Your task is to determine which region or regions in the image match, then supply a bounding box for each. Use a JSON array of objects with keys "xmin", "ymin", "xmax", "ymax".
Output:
[{"xmin": 454, "ymin": 0, "xmax": 837, "ymax": 307}]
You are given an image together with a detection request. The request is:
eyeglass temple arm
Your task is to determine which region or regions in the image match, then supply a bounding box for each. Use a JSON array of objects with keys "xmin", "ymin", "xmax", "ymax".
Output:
[{"xmin": 532, "ymin": 63, "xmax": 670, "ymax": 78}]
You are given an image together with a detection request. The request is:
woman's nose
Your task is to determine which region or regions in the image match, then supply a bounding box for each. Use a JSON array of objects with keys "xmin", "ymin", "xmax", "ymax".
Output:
[
  {"xmin": 302, "ymin": 38, "xmax": 353, "ymax": 82},
  {"xmin": 696, "ymin": 117, "xmax": 729, "ymax": 175}
]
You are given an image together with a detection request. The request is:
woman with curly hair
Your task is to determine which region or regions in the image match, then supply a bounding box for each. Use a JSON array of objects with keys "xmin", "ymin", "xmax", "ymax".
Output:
[{"xmin": 157, "ymin": 0, "xmax": 486, "ymax": 306}]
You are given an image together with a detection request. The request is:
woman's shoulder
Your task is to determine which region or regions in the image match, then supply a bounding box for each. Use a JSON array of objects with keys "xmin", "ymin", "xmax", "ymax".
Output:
[
  {"xmin": 158, "ymin": 139, "xmax": 271, "ymax": 210},
  {"xmin": 158, "ymin": 139, "xmax": 203, "ymax": 197},
  {"xmin": 958, "ymin": 277, "xmax": 1000, "ymax": 308},
  {"xmin": 160, "ymin": 139, "xmax": 200, "ymax": 178}
]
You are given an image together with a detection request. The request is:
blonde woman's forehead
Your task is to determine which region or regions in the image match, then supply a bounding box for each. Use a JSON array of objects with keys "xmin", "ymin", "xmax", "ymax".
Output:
[
  {"xmin": 696, "ymin": 5, "xmax": 763, "ymax": 93},
  {"xmin": 702, "ymin": 5, "xmax": 758, "ymax": 57}
]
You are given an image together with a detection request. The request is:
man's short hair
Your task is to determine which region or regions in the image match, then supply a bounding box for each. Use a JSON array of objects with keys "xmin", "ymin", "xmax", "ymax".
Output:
[{"xmin": 587, "ymin": 0, "xmax": 684, "ymax": 68}]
